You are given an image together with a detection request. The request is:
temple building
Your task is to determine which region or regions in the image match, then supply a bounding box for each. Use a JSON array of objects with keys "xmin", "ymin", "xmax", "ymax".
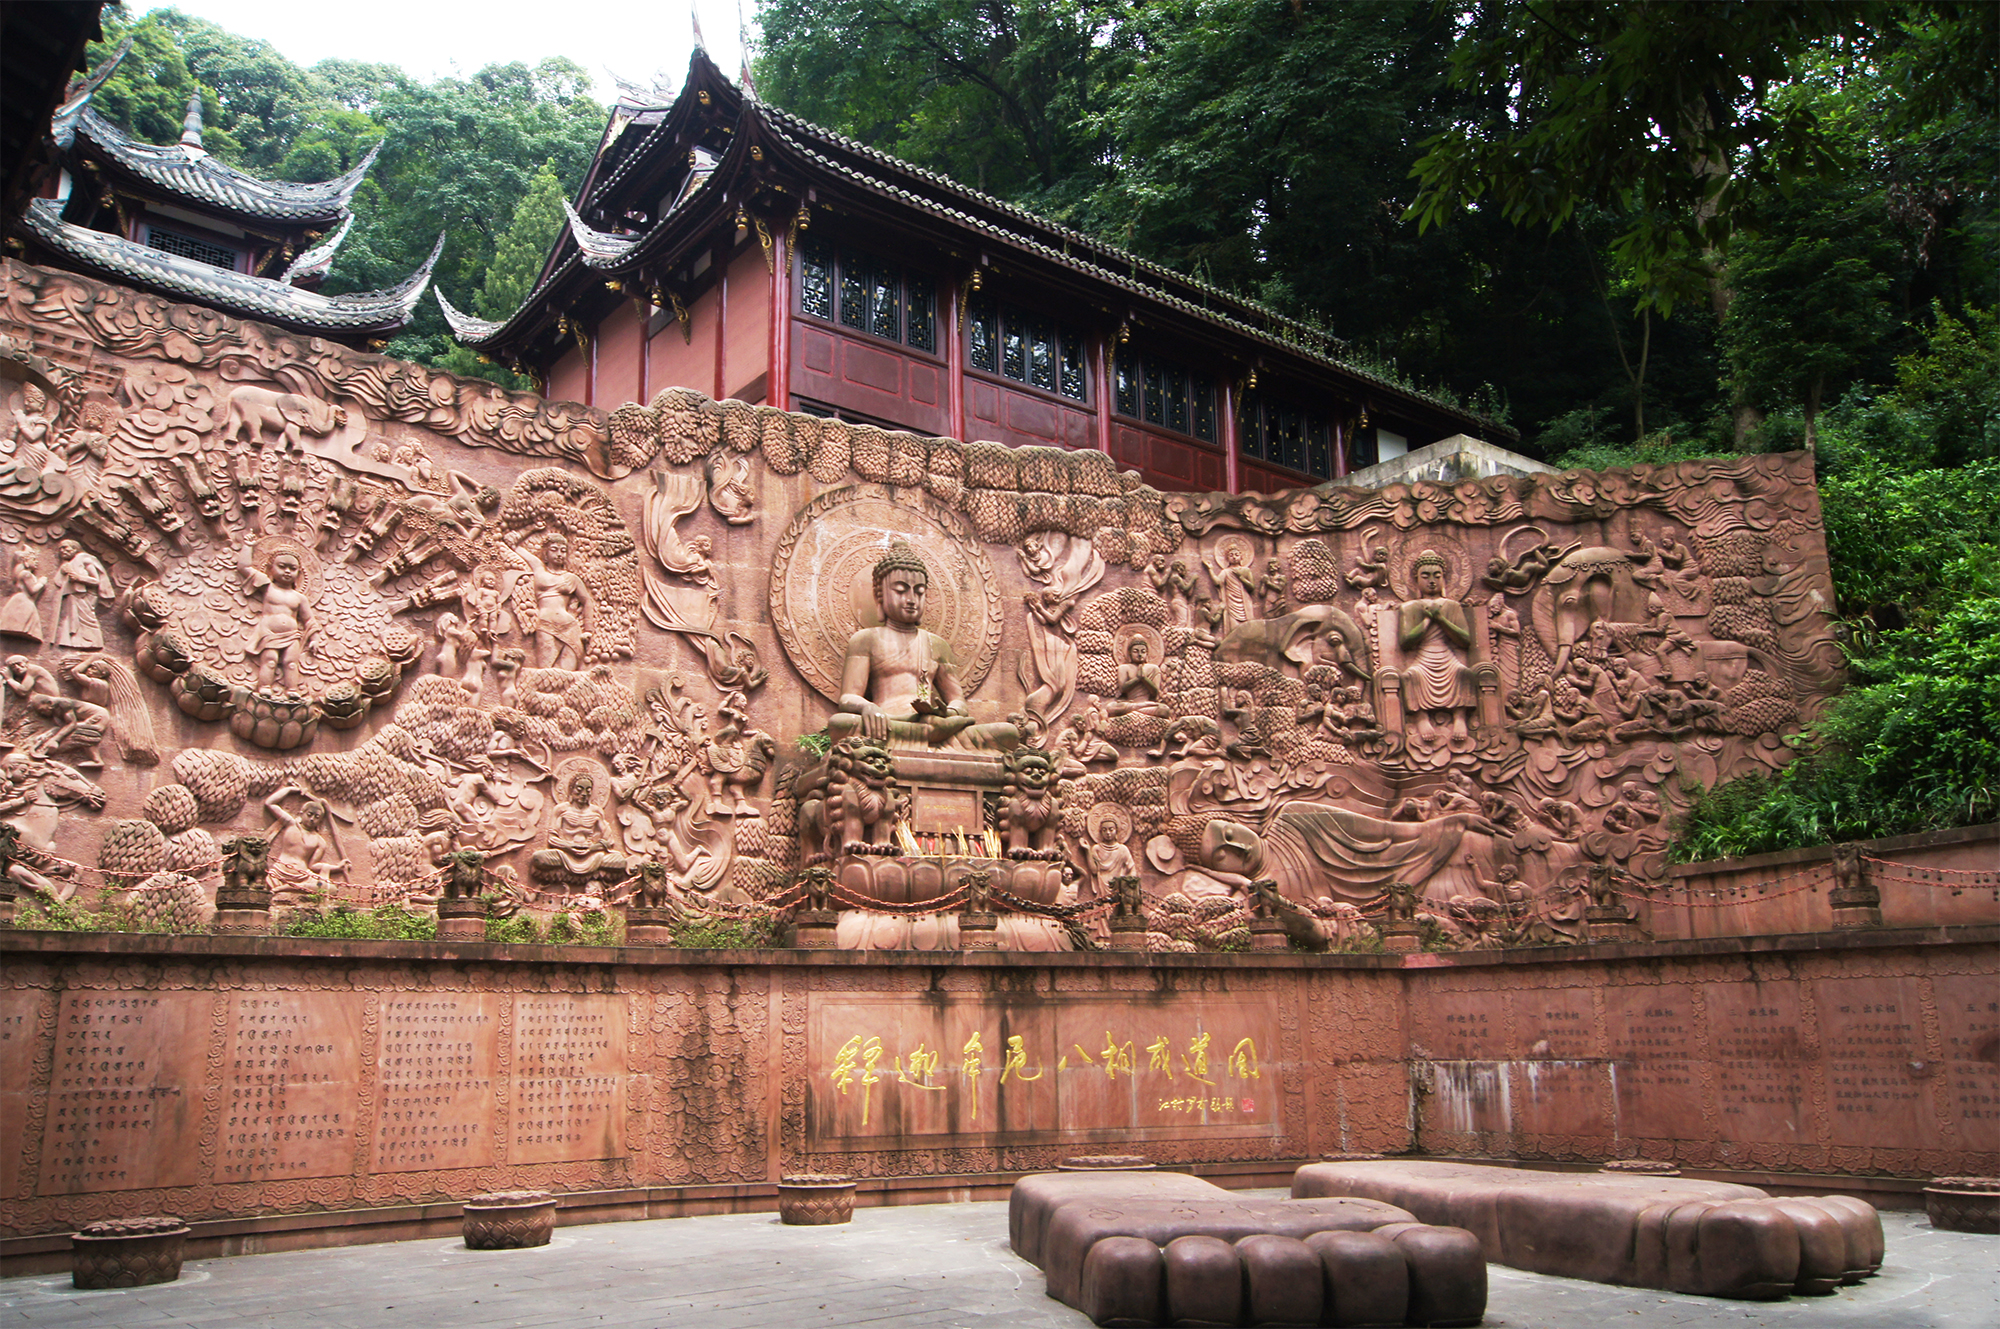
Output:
[
  {"xmin": 444, "ymin": 50, "xmax": 1519, "ymax": 495},
  {"xmin": 8, "ymin": 42, "xmax": 440, "ymax": 349}
]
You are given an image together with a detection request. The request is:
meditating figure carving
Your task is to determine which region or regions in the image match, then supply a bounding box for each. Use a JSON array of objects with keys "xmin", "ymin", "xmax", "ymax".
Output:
[
  {"xmin": 829, "ymin": 542, "xmax": 1017, "ymax": 750},
  {"xmin": 533, "ymin": 771, "xmax": 627, "ymax": 882}
]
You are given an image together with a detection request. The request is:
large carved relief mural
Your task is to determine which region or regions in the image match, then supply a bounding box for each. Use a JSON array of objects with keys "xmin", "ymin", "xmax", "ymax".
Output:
[{"xmin": 0, "ymin": 258, "xmax": 1842, "ymax": 950}]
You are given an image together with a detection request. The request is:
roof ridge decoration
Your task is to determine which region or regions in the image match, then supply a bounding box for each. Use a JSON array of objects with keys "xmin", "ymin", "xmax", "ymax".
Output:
[
  {"xmin": 73, "ymin": 108, "xmax": 382, "ymax": 224},
  {"xmin": 560, "ymin": 197, "xmax": 642, "ymax": 269},
  {"xmin": 51, "ymin": 34, "xmax": 133, "ymax": 152},
  {"xmin": 18, "ymin": 199, "xmax": 438, "ymax": 335},
  {"xmin": 178, "ymin": 92, "xmax": 205, "ymax": 153},
  {"xmin": 279, "ymin": 213, "xmax": 354, "ymax": 286}
]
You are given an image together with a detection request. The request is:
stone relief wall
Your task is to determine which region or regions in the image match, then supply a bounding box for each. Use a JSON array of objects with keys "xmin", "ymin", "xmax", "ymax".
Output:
[{"xmin": 0, "ymin": 257, "xmax": 1842, "ymax": 952}]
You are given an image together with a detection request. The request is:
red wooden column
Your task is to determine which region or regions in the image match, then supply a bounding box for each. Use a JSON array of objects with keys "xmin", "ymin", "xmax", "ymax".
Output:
[
  {"xmin": 1220, "ymin": 379, "xmax": 1241, "ymax": 494},
  {"xmin": 712, "ymin": 244, "xmax": 728, "ymax": 401},
  {"xmin": 637, "ymin": 299, "xmax": 651, "ymax": 406},
  {"xmin": 943, "ymin": 278, "xmax": 966, "ymax": 442},
  {"xmin": 769, "ymin": 223, "xmax": 791, "ymax": 410},
  {"xmin": 1091, "ymin": 335, "xmax": 1113, "ymax": 455},
  {"xmin": 1333, "ymin": 417, "xmax": 1348, "ymax": 481}
]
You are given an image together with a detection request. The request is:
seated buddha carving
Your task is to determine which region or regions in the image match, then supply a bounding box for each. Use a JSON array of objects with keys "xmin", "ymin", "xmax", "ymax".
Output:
[{"xmin": 829, "ymin": 543, "xmax": 1018, "ymax": 751}]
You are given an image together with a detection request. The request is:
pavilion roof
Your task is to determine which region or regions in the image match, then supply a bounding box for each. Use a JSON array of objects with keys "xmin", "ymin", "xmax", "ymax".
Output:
[
  {"xmin": 453, "ymin": 49, "xmax": 1510, "ymax": 440},
  {"xmin": 70, "ymin": 105, "xmax": 378, "ymax": 227},
  {"xmin": 20, "ymin": 197, "xmax": 440, "ymax": 336}
]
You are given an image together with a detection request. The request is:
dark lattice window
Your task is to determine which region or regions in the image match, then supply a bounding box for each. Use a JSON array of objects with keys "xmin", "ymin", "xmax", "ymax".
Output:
[
  {"xmin": 1192, "ymin": 382, "xmax": 1216, "ymax": 442},
  {"xmin": 800, "ymin": 240, "xmax": 835, "ymax": 321},
  {"xmin": 1116, "ymin": 349, "xmax": 1212, "ymax": 441},
  {"xmin": 146, "ymin": 225, "xmax": 238, "ymax": 270},
  {"xmin": 906, "ymin": 281, "xmax": 935, "ymax": 352},
  {"xmin": 802, "ymin": 245, "xmax": 936, "ymax": 353},
  {"xmin": 1307, "ymin": 422, "xmax": 1331, "ymax": 478},
  {"xmin": 838, "ymin": 250, "xmax": 868, "ymax": 330},
  {"xmin": 969, "ymin": 296, "xmax": 998, "ymax": 372},
  {"xmin": 1001, "ymin": 308, "xmax": 1027, "ymax": 381},
  {"xmin": 1028, "ymin": 318, "xmax": 1056, "ymax": 391},
  {"xmin": 1238, "ymin": 391, "xmax": 1264, "ymax": 458},
  {"xmin": 1059, "ymin": 330, "xmax": 1087, "ymax": 400},
  {"xmin": 869, "ymin": 268, "xmax": 899, "ymax": 341},
  {"xmin": 973, "ymin": 300, "xmax": 1087, "ymax": 402},
  {"xmin": 1239, "ymin": 391, "xmax": 1339, "ymax": 481}
]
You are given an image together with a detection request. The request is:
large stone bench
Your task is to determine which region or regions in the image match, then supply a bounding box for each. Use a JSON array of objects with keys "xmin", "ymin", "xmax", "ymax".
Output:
[
  {"xmin": 1292, "ymin": 1160, "xmax": 1882, "ymax": 1301},
  {"xmin": 1010, "ymin": 1170, "xmax": 1486, "ymax": 1326}
]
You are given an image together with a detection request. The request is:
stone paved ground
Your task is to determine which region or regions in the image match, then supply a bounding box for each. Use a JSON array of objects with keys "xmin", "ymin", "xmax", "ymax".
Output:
[{"xmin": 3, "ymin": 1196, "xmax": 1993, "ymax": 1328}]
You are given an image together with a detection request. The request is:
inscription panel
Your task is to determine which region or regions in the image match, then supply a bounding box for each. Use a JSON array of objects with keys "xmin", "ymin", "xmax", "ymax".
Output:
[
  {"xmin": 1, "ymin": 990, "xmax": 39, "ymax": 1199},
  {"xmin": 371, "ymin": 995, "xmax": 500, "ymax": 1173},
  {"xmin": 1934, "ymin": 974, "xmax": 2000, "ymax": 1153},
  {"xmin": 1814, "ymin": 977, "xmax": 1931, "ymax": 1147},
  {"xmin": 1511, "ymin": 1061, "xmax": 1611, "ymax": 1139},
  {"xmin": 809, "ymin": 997, "xmax": 1279, "ymax": 1148},
  {"xmin": 1413, "ymin": 991, "xmax": 1504, "ymax": 1061},
  {"xmin": 1706, "ymin": 983, "xmax": 1811, "ymax": 1143},
  {"xmin": 1507, "ymin": 990, "xmax": 1595, "ymax": 1060},
  {"xmin": 1604, "ymin": 987, "xmax": 1700, "ymax": 1140},
  {"xmin": 40, "ymin": 991, "xmax": 208, "ymax": 1194},
  {"xmin": 217, "ymin": 993, "xmax": 364, "ymax": 1184},
  {"xmin": 509, "ymin": 994, "xmax": 627, "ymax": 1164}
]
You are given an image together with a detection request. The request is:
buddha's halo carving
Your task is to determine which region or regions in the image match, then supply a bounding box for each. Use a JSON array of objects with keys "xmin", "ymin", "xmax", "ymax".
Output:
[{"xmin": 769, "ymin": 485, "xmax": 1003, "ymax": 705}]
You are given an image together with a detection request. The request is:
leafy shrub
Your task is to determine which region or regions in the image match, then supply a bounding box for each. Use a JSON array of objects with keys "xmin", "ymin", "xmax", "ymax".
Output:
[
  {"xmin": 670, "ymin": 914, "xmax": 783, "ymax": 949},
  {"xmin": 279, "ymin": 904, "xmax": 438, "ymax": 941},
  {"xmin": 14, "ymin": 891, "xmax": 188, "ymax": 934}
]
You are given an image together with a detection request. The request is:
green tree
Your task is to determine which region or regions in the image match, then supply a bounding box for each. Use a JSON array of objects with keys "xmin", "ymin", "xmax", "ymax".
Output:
[
  {"xmin": 1721, "ymin": 183, "xmax": 1895, "ymax": 449},
  {"xmin": 758, "ymin": 0, "xmax": 1112, "ymax": 199},
  {"xmin": 1404, "ymin": 1, "xmax": 1894, "ymax": 315},
  {"xmin": 478, "ymin": 161, "xmax": 567, "ymax": 320}
]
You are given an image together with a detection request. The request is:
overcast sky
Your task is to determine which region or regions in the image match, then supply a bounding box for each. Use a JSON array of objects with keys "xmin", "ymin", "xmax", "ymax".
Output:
[{"xmin": 146, "ymin": 0, "xmax": 754, "ymax": 106}]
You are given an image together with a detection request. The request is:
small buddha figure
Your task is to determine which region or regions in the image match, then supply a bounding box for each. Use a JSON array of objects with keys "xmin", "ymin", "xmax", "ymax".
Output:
[
  {"xmin": 1397, "ymin": 550, "xmax": 1477, "ymax": 746},
  {"xmin": 1106, "ymin": 637, "xmax": 1170, "ymax": 720},
  {"xmin": 1084, "ymin": 811, "xmax": 1136, "ymax": 885},
  {"xmin": 829, "ymin": 542, "xmax": 1018, "ymax": 750},
  {"xmin": 237, "ymin": 540, "xmax": 316, "ymax": 691}
]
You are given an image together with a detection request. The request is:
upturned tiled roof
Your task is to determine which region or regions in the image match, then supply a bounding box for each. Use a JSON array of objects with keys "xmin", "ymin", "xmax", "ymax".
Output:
[
  {"xmin": 20, "ymin": 198, "xmax": 439, "ymax": 335},
  {"xmin": 73, "ymin": 107, "xmax": 378, "ymax": 225}
]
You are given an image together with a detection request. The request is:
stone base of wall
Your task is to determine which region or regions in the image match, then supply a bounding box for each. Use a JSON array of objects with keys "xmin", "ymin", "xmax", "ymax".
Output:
[{"xmin": 2, "ymin": 926, "xmax": 1992, "ymax": 1270}]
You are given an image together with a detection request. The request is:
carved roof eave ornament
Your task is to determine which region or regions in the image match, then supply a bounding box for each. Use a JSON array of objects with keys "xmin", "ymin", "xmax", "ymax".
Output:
[
  {"xmin": 279, "ymin": 213, "xmax": 354, "ymax": 286},
  {"xmin": 17, "ymin": 200, "xmax": 440, "ymax": 335},
  {"xmin": 50, "ymin": 34, "xmax": 134, "ymax": 152},
  {"xmin": 71, "ymin": 109, "xmax": 381, "ymax": 226},
  {"xmin": 434, "ymin": 287, "xmax": 509, "ymax": 343},
  {"xmin": 560, "ymin": 197, "xmax": 643, "ymax": 268}
]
